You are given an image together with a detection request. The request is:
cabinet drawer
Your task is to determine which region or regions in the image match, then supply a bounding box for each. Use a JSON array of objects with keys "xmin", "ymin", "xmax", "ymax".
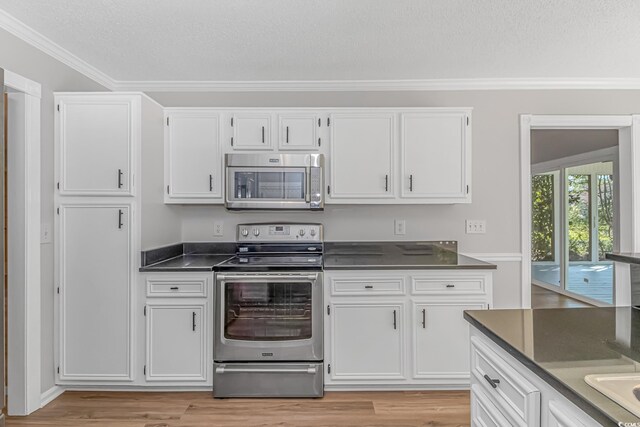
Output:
[
  {"xmin": 471, "ymin": 336, "xmax": 540, "ymax": 426},
  {"xmin": 412, "ymin": 277, "xmax": 484, "ymax": 295},
  {"xmin": 146, "ymin": 277, "xmax": 208, "ymax": 298},
  {"xmin": 471, "ymin": 384, "xmax": 511, "ymax": 427},
  {"xmin": 330, "ymin": 277, "xmax": 405, "ymax": 296}
]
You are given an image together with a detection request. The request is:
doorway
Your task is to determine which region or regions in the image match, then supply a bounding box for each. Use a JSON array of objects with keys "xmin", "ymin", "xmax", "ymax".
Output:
[
  {"xmin": 520, "ymin": 115, "xmax": 640, "ymax": 309},
  {"xmin": 531, "ymin": 144, "xmax": 617, "ymax": 305}
]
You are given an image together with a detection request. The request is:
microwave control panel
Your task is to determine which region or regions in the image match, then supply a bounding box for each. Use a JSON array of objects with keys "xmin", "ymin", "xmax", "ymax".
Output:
[{"xmin": 237, "ymin": 223, "xmax": 323, "ymax": 242}]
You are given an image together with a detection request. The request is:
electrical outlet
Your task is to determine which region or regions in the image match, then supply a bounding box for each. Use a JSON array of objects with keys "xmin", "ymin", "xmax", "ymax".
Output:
[
  {"xmin": 41, "ymin": 223, "xmax": 52, "ymax": 243},
  {"xmin": 465, "ymin": 220, "xmax": 486, "ymax": 234},
  {"xmin": 394, "ymin": 219, "xmax": 406, "ymax": 235},
  {"xmin": 213, "ymin": 221, "xmax": 224, "ymax": 237}
]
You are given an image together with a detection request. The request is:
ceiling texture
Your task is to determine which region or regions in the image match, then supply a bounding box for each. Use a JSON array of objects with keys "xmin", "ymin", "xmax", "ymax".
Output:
[{"xmin": 0, "ymin": 0, "xmax": 639, "ymax": 87}]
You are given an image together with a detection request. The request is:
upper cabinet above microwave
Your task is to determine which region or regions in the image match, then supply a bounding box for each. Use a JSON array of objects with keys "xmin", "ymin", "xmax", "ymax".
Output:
[{"xmin": 162, "ymin": 107, "xmax": 471, "ymax": 206}]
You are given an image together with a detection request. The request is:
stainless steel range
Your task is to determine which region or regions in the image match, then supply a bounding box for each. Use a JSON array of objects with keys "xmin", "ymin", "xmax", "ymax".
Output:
[{"xmin": 213, "ymin": 223, "xmax": 324, "ymax": 398}]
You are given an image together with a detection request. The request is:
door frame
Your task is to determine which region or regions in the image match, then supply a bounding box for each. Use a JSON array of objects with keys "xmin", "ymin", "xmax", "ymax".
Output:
[
  {"xmin": 520, "ymin": 115, "xmax": 640, "ymax": 308},
  {"xmin": 4, "ymin": 70, "xmax": 41, "ymax": 415}
]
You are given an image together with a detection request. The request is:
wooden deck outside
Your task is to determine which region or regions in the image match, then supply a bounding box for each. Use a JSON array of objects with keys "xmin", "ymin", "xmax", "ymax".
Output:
[{"xmin": 532, "ymin": 262, "xmax": 613, "ymax": 304}]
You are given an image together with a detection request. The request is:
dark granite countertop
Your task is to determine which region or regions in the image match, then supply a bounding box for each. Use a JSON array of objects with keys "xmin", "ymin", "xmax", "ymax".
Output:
[
  {"xmin": 606, "ymin": 253, "xmax": 640, "ymax": 265},
  {"xmin": 139, "ymin": 242, "xmax": 235, "ymax": 272},
  {"xmin": 323, "ymin": 241, "xmax": 496, "ymax": 270},
  {"xmin": 465, "ymin": 307, "xmax": 640, "ymax": 426}
]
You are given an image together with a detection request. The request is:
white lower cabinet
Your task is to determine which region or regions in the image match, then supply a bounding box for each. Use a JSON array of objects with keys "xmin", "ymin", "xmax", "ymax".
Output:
[
  {"xmin": 330, "ymin": 302, "xmax": 405, "ymax": 380},
  {"xmin": 143, "ymin": 273, "xmax": 212, "ymax": 385},
  {"xmin": 470, "ymin": 328, "xmax": 601, "ymax": 427},
  {"xmin": 324, "ymin": 270, "xmax": 493, "ymax": 388},
  {"xmin": 145, "ymin": 302, "xmax": 207, "ymax": 382},
  {"xmin": 58, "ymin": 204, "xmax": 134, "ymax": 382},
  {"xmin": 414, "ymin": 301, "xmax": 486, "ymax": 381}
]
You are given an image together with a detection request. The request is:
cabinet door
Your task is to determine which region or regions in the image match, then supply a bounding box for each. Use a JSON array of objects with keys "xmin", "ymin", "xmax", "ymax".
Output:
[
  {"xmin": 166, "ymin": 113, "xmax": 222, "ymax": 200},
  {"xmin": 471, "ymin": 384, "xmax": 512, "ymax": 427},
  {"xmin": 400, "ymin": 112, "xmax": 469, "ymax": 201},
  {"xmin": 231, "ymin": 114, "xmax": 272, "ymax": 150},
  {"xmin": 58, "ymin": 95, "xmax": 137, "ymax": 196},
  {"xmin": 414, "ymin": 301, "xmax": 485, "ymax": 379},
  {"xmin": 279, "ymin": 114, "xmax": 320, "ymax": 150},
  {"xmin": 59, "ymin": 204, "xmax": 132, "ymax": 381},
  {"xmin": 146, "ymin": 303, "xmax": 207, "ymax": 382},
  {"xmin": 329, "ymin": 113, "xmax": 395, "ymax": 199},
  {"xmin": 329, "ymin": 302, "xmax": 404, "ymax": 380},
  {"xmin": 548, "ymin": 400, "xmax": 587, "ymax": 427}
]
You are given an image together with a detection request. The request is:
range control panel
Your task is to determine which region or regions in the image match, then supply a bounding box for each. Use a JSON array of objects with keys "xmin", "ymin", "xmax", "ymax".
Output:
[{"xmin": 237, "ymin": 223, "xmax": 323, "ymax": 242}]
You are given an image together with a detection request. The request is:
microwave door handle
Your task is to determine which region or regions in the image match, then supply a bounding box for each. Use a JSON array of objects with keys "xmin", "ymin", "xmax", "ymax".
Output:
[{"xmin": 305, "ymin": 167, "xmax": 311, "ymax": 203}]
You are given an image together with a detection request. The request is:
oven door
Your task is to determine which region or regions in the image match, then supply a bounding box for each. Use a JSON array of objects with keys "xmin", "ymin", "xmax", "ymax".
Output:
[{"xmin": 214, "ymin": 272, "xmax": 323, "ymax": 362}]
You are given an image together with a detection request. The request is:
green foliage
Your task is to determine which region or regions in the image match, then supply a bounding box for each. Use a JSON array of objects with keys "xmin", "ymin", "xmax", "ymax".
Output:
[
  {"xmin": 532, "ymin": 174, "xmax": 554, "ymax": 261},
  {"xmin": 567, "ymin": 174, "xmax": 591, "ymax": 261}
]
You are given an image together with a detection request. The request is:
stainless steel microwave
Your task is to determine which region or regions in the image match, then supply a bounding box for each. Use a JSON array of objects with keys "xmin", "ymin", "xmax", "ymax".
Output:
[{"xmin": 225, "ymin": 153, "xmax": 324, "ymax": 210}]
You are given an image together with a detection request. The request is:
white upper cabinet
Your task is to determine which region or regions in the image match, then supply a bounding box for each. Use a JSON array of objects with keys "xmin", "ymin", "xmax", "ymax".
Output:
[
  {"xmin": 278, "ymin": 114, "xmax": 321, "ymax": 150},
  {"xmin": 58, "ymin": 204, "xmax": 133, "ymax": 382},
  {"xmin": 231, "ymin": 113, "xmax": 273, "ymax": 150},
  {"xmin": 165, "ymin": 112, "xmax": 222, "ymax": 202},
  {"xmin": 56, "ymin": 94, "xmax": 139, "ymax": 196},
  {"xmin": 328, "ymin": 113, "xmax": 395, "ymax": 200},
  {"xmin": 400, "ymin": 112, "xmax": 470, "ymax": 202}
]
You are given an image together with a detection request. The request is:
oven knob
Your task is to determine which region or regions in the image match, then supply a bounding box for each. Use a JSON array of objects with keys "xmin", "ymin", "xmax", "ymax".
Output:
[
  {"xmin": 253, "ymin": 228, "xmax": 260, "ymax": 236},
  {"xmin": 241, "ymin": 228, "xmax": 249, "ymax": 237},
  {"xmin": 310, "ymin": 229, "xmax": 316, "ymax": 237},
  {"xmin": 299, "ymin": 229, "xmax": 306, "ymax": 236}
]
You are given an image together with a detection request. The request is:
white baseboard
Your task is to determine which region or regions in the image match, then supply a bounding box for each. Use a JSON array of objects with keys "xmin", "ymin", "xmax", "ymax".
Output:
[
  {"xmin": 40, "ymin": 386, "xmax": 65, "ymax": 408},
  {"xmin": 324, "ymin": 384, "xmax": 470, "ymax": 392}
]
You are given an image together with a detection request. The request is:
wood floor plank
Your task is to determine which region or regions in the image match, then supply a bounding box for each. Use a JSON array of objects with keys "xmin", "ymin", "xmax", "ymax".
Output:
[{"xmin": 7, "ymin": 390, "xmax": 470, "ymax": 427}]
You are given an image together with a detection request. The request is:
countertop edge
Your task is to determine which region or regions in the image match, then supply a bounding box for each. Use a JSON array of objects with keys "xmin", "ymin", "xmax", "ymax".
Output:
[
  {"xmin": 464, "ymin": 312, "xmax": 618, "ymax": 427},
  {"xmin": 606, "ymin": 253, "xmax": 640, "ymax": 265},
  {"xmin": 323, "ymin": 264, "xmax": 497, "ymax": 270}
]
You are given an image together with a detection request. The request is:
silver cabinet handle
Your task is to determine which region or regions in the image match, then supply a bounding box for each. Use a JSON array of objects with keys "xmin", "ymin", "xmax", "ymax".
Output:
[
  {"xmin": 446, "ymin": 284, "xmax": 455, "ymax": 288},
  {"xmin": 385, "ymin": 175, "xmax": 388, "ymax": 192},
  {"xmin": 364, "ymin": 285, "xmax": 373, "ymax": 289},
  {"xmin": 262, "ymin": 126, "xmax": 265, "ymax": 143},
  {"xmin": 170, "ymin": 286, "xmax": 179, "ymax": 290},
  {"xmin": 393, "ymin": 310, "xmax": 397, "ymax": 330},
  {"xmin": 216, "ymin": 366, "xmax": 317, "ymax": 375},
  {"xmin": 118, "ymin": 209, "xmax": 123, "ymax": 229},
  {"xmin": 117, "ymin": 169, "xmax": 123, "ymax": 188},
  {"xmin": 286, "ymin": 126, "xmax": 289, "ymax": 143},
  {"xmin": 422, "ymin": 308, "xmax": 426, "ymax": 329},
  {"xmin": 409, "ymin": 174, "xmax": 413, "ymax": 192},
  {"xmin": 192, "ymin": 312, "xmax": 196, "ymax": 331},
  {"xmin": 209, "ymin": 174, "xmax": 213, "ymax": 192}
]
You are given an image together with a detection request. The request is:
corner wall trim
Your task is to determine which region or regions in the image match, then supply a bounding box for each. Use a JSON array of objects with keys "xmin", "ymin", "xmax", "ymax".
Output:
[{"xmin": 40, "ymin": 386, "xmax": 64, "ymax": 408}]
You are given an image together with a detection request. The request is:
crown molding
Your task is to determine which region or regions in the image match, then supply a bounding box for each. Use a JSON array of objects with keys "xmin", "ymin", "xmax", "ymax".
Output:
[
  {"xmin": 114, "ymin": 78, "xmax": 640, "ymax": 92},
  {"xmin": 3, "ymin": 9, "xmax": 640, "ymax": 94},
  {"xmin": 0, "ymin": 8, "xmax": 116, "ymax": 90}
]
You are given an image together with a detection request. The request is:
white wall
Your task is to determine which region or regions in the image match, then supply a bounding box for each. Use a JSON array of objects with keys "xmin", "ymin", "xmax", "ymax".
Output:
[
  {"xmin": 531, "ymin": 129, "xmax": 618, "ymax": 164},
  {"xmin": 0, "ymin": 28, "xmax": 109, "ymax": 394}
]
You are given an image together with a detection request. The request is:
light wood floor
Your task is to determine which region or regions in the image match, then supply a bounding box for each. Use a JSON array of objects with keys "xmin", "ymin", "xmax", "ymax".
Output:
[{"xmin": 7, "ymin": 390, "xmax": 471, "ymax": 427}]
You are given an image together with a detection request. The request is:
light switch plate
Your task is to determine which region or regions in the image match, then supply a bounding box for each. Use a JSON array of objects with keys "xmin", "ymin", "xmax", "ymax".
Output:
[
  {"xmin": 394, "ymin": 219, "xmax": 406, "ymax": 235},
  {"xmin": 41, "ymin": 223, "xmax": 52, "ymax": 243},
  {"xmin": 466, "ymin": 220, "xmax": 486, "ymax": 234}
]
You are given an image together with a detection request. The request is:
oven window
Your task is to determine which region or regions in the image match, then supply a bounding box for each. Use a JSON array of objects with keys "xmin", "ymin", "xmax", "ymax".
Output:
[
  {"xmin": 233, "ymin": 171, "xmax": 305, "ymax": 200},
  {"xmin": 224, "ymin": 281, "xmax": 312, "ymax": 341}
]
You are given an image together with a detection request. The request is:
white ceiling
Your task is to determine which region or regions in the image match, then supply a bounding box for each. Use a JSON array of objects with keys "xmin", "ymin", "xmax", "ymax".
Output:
[{"xmin": 0, "ymin": 0, "xmax": 639, "ymax": 84}]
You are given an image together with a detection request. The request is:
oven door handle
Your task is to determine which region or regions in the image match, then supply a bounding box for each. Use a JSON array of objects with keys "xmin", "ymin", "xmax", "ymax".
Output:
[
  {"xmin": 216, "ymin": 274, "xmax": 318, "ymax": 281},
  {"xmin": 216, "ymin": 366, "xmax": 318, "ymax": 375}
]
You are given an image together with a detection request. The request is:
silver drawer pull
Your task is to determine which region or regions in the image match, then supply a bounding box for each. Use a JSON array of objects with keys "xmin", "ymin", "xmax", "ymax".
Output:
[
  {"xmin": 483, "ymin": 374, "xmax": 500, "ymax": 389},
  {"xmin": 170, "ymin": 286, "xmax": 179, "ymax": 290},
  {"xmin": 364, "ymin": 285, "xmax": 373, "ymax": 289},
  {"xmin": 216, "ymin": 366, "xmax": 317, "ymax": 375},
  {"xmin": 446, "ymin": 284, "xmax": 455, "ymax": 288}
]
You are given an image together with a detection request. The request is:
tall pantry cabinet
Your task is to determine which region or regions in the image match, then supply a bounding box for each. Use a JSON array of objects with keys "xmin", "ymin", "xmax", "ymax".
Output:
[{"xmin": 54, "ymin": 93, "xmax": 150, "ymax": 384}]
